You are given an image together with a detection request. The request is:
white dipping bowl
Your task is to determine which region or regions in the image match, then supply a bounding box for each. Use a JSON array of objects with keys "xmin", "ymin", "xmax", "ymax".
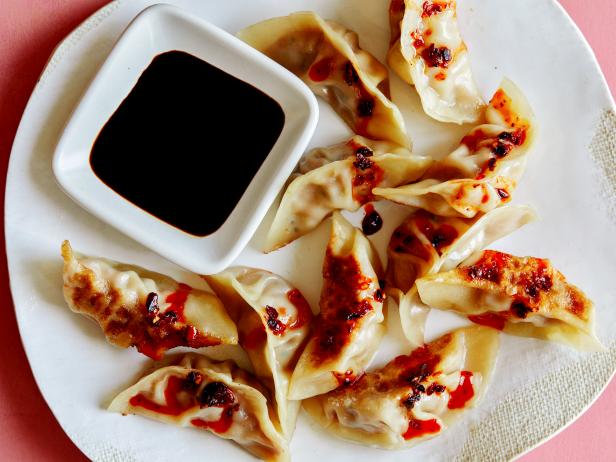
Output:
[{"xmin": 53, "ymin": 3, "xmax": 318, "ymax": 274}]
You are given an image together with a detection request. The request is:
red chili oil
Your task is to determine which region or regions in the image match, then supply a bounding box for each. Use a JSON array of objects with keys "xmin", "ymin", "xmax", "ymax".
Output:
[
  {"xmin": 309, "ymin": 57, "xmax": 334, "ymax": 82},
  {"xmin": 403, "ymin": 418, "xmax": 441, "ymax": 439},
  {"xmin": 310, "ymin": 253, "xmax": 375, "ymax": 364},
  {"xmin": 468, "ymin": 312, "xmax": 506, "ymax": 331},
  {"xmin": 286, "ymin": 289, "xmax": 313, "ymax": 329},
  {"xmin": 464, "ymin": 250, "xmax": 511, "ymax": 284},
  {"xmin": 413, "ymin": 212, "xmax": 459, "ymax": 254},
  {"xmin": 447, "ymin": 371, "xmax": 474, "ymax": 409},
  {"xmin": 129, "ymin": 375, "xmax": 192, "ymax": 416}
]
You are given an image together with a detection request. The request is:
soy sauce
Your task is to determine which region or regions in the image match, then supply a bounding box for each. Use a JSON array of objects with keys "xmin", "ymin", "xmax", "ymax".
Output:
[{"xmin": 90, "ymin": 51, "xmax": 285, "ymax": 236}]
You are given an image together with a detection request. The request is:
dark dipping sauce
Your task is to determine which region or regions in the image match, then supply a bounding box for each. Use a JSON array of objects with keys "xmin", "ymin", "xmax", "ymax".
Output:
[{"xmin": 90, "ymin": 51, "xmax": 285, "ymax": 236}]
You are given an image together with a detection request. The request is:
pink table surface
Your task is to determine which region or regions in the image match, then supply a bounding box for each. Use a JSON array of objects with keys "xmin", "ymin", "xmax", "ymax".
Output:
[{"xmin": 1, "ymin": 1, "xmax": 614, "ymax": 460}]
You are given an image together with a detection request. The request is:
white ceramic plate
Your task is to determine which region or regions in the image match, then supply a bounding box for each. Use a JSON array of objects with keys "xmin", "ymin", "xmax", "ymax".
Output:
[{"xmin": 6, "ymin": 1, "xmax": 616, "ymax": 461}]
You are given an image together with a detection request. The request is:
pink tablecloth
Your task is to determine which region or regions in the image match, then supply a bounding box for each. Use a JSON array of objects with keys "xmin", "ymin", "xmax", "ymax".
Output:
[{"xmin": 1, "ymin": 1, "xmax": 614, "ymax": 460}]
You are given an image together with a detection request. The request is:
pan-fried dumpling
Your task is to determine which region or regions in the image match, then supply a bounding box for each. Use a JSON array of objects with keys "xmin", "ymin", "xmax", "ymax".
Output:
[
  {"xmin": 303, "ymin": 326, "xmax": 499, "ymax": 449},
  {"xmin": 388, "ymin": 0, "xmax": 484, "ymax": 123},
  {"xmin": 238, "ymin": 12, "xmax": 410, "ymax": 147},
  {"xmin": 109, "ymin": 354, "xmax": 288, "ymax": 462},
  {"xmin": 416, "ymin": 250, "xmax": 601, "ymax": 350},
  {"xmin": 387, "ymin": 206, "xmax": 537, "ymax": 346},
  {"xmin": 299, "ymin": 135, "xmax": 412, "ymax": 173},
  {"xmin": 374, "ymin": 79, "xmax": 536, "ymax": 218},
  {"xmin": 61, "ymin": 241, "xmax": 237, "ymax": 359},
  {"xmin": 204, "ymin": 268, "xmax": 313, "ymax": 438},
  {"xmin": 289, "ymin": 213, "xmax": 385, "ymax": 400},
  {"xmin": 266, "ymin": 139, "xmax": 431, "ymax": 252},
  {"xmin": 387, "ymin": 205, "xmax": 538, "ymax": 294}
]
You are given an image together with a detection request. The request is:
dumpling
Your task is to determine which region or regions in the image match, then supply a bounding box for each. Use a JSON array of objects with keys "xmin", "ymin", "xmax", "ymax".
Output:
[
  {"xmin": 388, "ymin": 0, "xmax": 485, "ymax": 123},
  {"xmin": 303, "ymin": 326, "xmax": 499, "ymax": 449},
  {"xmin": 374, "ymin": 79, "xmax": 536, "ymax": 218},
  {"xmin": 298, "ymin": 135, "xmax": 412, "ymax": 173},
  {"xmin": 109, "ymin": 354, "xmax": 288, "ymax": 462},
  {"xmin": 387, "ymin": 206, "xmax": 537, "ymax": 346},
  {"xmin": 61, "ymin": 241, "xmax": 237, "ymax": 359},
  {"xmin": 289, "ymin": 213, "xmax": 385, "ymax": 400},
  {"xmin": 204, "ymin": 268, "xmax": 313, "ymax": 438},
  {"xmin": 238, "ymin": 12, "xmax": 410, "ymax": 147},
  {"xmin": 416, "ymin": 250, "xmax": 601, "ymax": 350},
  {"xmin": 266, "ymin": 138, "xmax": 432, "ymax": 251},
  {"xmin": 387, "ymin": 205, "xmax": 538, "ymax": 294}
]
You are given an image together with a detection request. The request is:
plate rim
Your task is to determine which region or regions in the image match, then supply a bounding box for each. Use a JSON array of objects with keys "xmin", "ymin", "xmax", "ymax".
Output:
[{"xmin": 5, "ymin": 0, "xmax": 616, "ymax": 460}]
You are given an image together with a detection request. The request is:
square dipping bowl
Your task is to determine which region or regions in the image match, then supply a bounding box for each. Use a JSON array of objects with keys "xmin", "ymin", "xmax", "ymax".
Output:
[{"xmin": 53, "ymin": 3, "xmax": 318, "ymax": 274}]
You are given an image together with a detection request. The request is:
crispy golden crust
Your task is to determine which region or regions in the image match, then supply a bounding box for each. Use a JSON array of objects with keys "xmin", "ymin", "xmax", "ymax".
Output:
[
  {"xmin": 460, "ymin": 250, "xmax": 592, "ymax": 322},
  {"xmin": 61, "ymin": 241, "xmax": 233, "ymax": 359}
]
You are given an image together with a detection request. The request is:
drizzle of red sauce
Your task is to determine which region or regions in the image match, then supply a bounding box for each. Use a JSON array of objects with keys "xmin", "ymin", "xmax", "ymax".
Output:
[
  {"xmin": 468, "ymin": 312, "xmax": 506, "ymax": 331},
  {"xmin": 393, "ymin": 345, "xmax": 441, "ymax": 386},
  {"xmin": 462, "ymin": 128, "xmax": 528, "ymax": 179},
  {"xmin": 490, "ymin": 89, "xmax": 526, "ymax": 128},
  {"xmin": 113, "ymin": 283, "xmax": 220, "ymax": 360},
  {"xmin": 310, "ymin": 253, "xmax": 376, "ymax": 364},
  {"xmin": 165, "ymin": 283, "xmax": 192, "ymax": 322},
  {"xmin": 286, "ymin": 289, "xmax": 313, "ymax": 329},
  {"xmin": 461, "ymin": 129, "xmax": 488, "ymax": 152},
  {"xmin": 464, "ymin": 250, "xmax": 511, "ymax": 284},
  {"xmin": 454, "ymin": 184, "xmax": 466, "ymax": 201},
  {"xmin": 448, "ymin": 371, "xmax": 474, "ymax": 409},
  {"xmin": 351, "ymin": 159, "xmax": 385, "ymax": 203},
  {"xmin": 362, "ymin": 203, "xmax": 383, "ymax": 235},
  {"xmin": 241, "ymin": 325, "xmax": 267, "ymax": 349},
  {"xmin": 410, "ymin": 31, "xmax": 425, "ymax": 49},
  {"xmin": 129, "ymin": 375, "xmax": 193, "ymax": 416},
  {"xmin": 413, "ymin": 212, "xmax": 459, "ymax": 255},
  {"xmin": 309, "ymin": 57, "xmax": 334, "ymax": 82},
  {"xmin": 481, "ymin": 193, "xmax": 490, "ymax": 204},
  {"xmin": 191, "ymin": 409, "xmax": 233, "ymax": 434},
  {"xmin": 403, "ymin": 418, "xmax": 441, "ymax": 439},
  {"xmin": 186, "ymin": 325, "xmax": 198, "ymax": 342},
  {"xmin": 422, "ymin": 1, "xmax": 448, "ymax": 17},
  {"xmin": 391, "ymin": 222, "xmax": 433, "ymax": 261},
  {"xmin": 435, "ymin": 72, "xmax": 446, "ymax": 81}
]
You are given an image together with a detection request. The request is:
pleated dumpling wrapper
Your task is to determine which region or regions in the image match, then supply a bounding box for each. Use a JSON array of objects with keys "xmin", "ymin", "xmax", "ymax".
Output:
[
  {"xmin": 303, "ymin": 326, "xmax": 499, "ymax": 449},
  {"xmin": 61, "ymin": 241, "xmax": 237, "ymax": 359},
  {"xmin": 289, "ymin": 212, "xmax": 385, "ymax": 400},
  {"xmin": 416, "ymin": 250, "xmax": 602, "ymax": 350},
  {"xmin": 388, "ymin": 0, "xmax": 485, "ymax": 124},
  {"xmin": 109, "ymin": 354, "xmax": 288, "ymax": 462},
  {"xmin": 238, "ymin": 11, "xmax": 410, "ymax": 147},
  {"xmin": 204, "ymin": 267, "xmax": 313, "ymax": 438},
  {"xmin": 374, "ymin": 79, "xmax": 536, "ymax": 218},
  {"xmin": 265, "ymin": 135, "xmax": 432, "ymax": 252},
  {"xmin": 386, "ymin": 205, "xmax": 537, "ymax": 346}
]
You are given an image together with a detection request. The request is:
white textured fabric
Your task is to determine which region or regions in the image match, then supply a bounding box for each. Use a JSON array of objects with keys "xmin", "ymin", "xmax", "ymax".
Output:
[
  {"xmin": 590, "ymin": 110, "xmax": 616, "ymax": 227},
  {"xmin": 458, "ymin": 341, "xmax": 616, "ymax": 461}
]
